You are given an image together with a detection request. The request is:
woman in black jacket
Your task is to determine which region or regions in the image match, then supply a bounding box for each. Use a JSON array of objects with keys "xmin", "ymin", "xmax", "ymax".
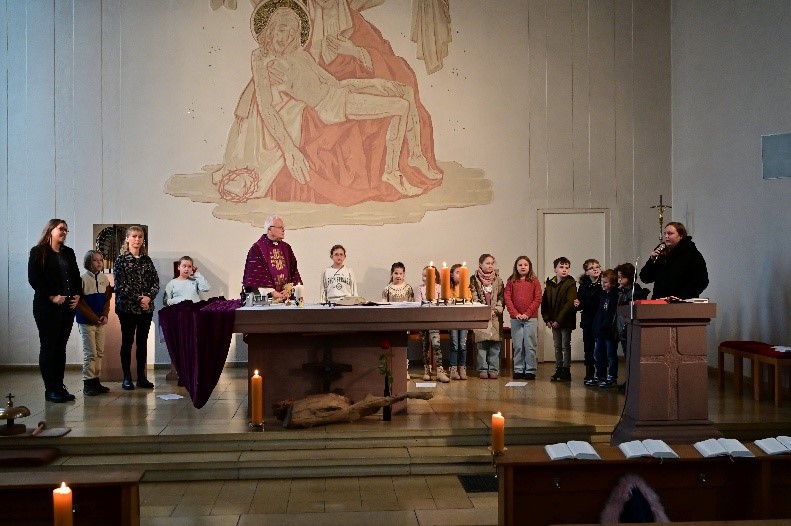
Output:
[
  {"xmin": 639, "ymin": 222, "xmax": 709, "ymax": 300},
  {"xmin": 28, "ymin": 219, "xmax": 81, "ymax": 403}
]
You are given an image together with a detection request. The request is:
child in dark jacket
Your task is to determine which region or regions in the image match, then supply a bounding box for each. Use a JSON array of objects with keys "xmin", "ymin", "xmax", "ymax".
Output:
[
  {"xmin": 574, "ymin": 259, "xmax": 602, "ymax": 385},
  {"xmin": 590, "ymin": 269, "xmax": 620, "ymax": 387},
  {"xmin": 614, "ymin": 263, "xmax": 650, "ymax": 356},
  {"xmin": 541, "ymin": 257, "xmax": 577, "ymax": 382},
  {"xmin": 75, "ymin": 250, "xmax": 113, "ymax": 396}
]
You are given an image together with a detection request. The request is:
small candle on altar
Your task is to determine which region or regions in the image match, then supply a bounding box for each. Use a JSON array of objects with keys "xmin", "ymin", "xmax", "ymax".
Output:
[
  {"xmin": 53, "ymin": 482, "xmax": 73, "ymax": 526},
  {"xmin": 294, "ymin": 284, "xmax": 304, "ymax": 301},
  {"xmin": 440, "ymin": 262, "xmax": 451, "ymax": 301},
  {"xmin": 491, "ymin": 412, "xmax": 505, "ymax": 453},
  {"xmin": 426, "ymin": 261, "xmax": 436, "ymax": 302},
  {"xmin": 251, "ymin": 370, "xmax": 263, "ymax": 425},
  {"xmin": 459, "ymin": 262, "xmax": 470, "ymax": 300}
]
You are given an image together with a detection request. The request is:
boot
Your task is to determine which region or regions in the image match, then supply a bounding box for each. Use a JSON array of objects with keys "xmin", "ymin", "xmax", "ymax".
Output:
[
  {"xmin": 95, "ymin": 379, "xmax": 110, "ymax": 393},
  {"xmin": 459, "ymin": 365, "xmax": 468, "ymax": 380},
  {"xmin": 583, "ymin": 365, "xmax": 595, "ymax": 383},
  {"xmin": 449, "ymin": 366, "xmax": 460, "ymax": 380},
  {"xmin": 550, "ymin": 367, "xmax": 563, "ymax": 381},
  {"xmin": 422, "ymin": 365, "xmax": 431, "ymax": 381},
  {"xmin": 559, "ymin": 367, "xmax": 572, "ymax": 382},
  {"xmin": 436, "ymin": 366, "xmax": 450, "ymax": 383},
  {"xmin": 121, "ymin": 374, "xmax": 135, "ymax": 391},
  {"xmin": 83, "ymin": 379, "xmax": 100, "ymax": 397},
  {"xmin": 137, "ymin": 365, "xmax": 154, "ymax": 388}
]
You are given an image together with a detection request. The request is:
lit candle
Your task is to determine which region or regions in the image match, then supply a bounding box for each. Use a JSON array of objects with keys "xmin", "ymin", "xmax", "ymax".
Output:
[
  {"xmin": 426, "ymin": 261, "xmax": 436, "ymax": 303},
  {"xmin": 251, "ymin": 370, "xmax": 263, "ymax": 425},
  {"xmin": 459, "ymin": 263, "xmax": 470, "ymax": 300},
  {"xmin": 294, "ymin": 284, "xmax": 304, "ymax": 301},
  {"xmin": 53, "ymin": 482, "xmax": 73, "ymax": 526},
  {"xmin": 439, "ymin": 262, "xmax": 451, "ymax": 301},
  {"xmin": 491, "ymin": 412, "xmax": 505, "ymax": 453}
]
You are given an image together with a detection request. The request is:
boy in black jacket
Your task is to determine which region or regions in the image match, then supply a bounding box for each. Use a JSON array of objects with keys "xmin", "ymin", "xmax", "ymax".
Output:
[{"xmin": 590, "ymin": 270, "xmax": 619, "ymax": 388}]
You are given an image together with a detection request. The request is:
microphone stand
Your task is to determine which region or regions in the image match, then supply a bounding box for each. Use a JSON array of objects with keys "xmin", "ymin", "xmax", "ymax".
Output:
[{"xmin": 631, "ymin": 256, "xmax": 640, "ymax": 320}]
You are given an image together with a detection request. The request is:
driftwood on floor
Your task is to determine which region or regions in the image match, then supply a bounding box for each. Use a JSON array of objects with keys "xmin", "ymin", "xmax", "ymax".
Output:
[{"xmin": 273, "ymin": 391, "xmax": 434, "ymax": 428}]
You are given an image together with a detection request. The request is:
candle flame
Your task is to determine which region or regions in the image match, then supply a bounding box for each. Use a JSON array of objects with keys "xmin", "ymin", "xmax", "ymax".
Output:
[
  {"xmin": 254, "ymin": 370, "xmax": 259, "ymax": 376},
  {"xmin": 495, "ymin": 412, "xmax": 502, "ymax": 417},
  {"xmin": 462, "ymin": 261, "xmax": 466, "ymax": 267},
  {"xmin": 442, "ymin": 261, "xmax": 447, "ymax": 267},
  {"xmin": 429, "ymin": 261, "xmax": 434, "ymax": 267},
  {"xmin": 61, "ymin": 482, "xmax": 67, "ymax": 489}
]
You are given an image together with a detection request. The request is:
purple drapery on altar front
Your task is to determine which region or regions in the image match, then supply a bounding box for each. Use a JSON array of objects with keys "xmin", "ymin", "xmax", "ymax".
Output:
[{"xmin": 158, "ymin": 297, "xmax": 240, "ymax": 408}]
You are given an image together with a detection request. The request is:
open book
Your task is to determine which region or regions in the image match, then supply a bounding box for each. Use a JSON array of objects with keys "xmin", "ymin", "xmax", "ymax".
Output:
[
  {"xmin": 754, "ymin": 436, "xmax": 791, "ymax": 455},
  {"xmin": 694, "ymin": 438, "xmax": 754, "ymax": 458},
  {"xmin": 545, "ymin": 441, "xmax": 601, "ymax": 461},
  {"xmin": 618, "ymin": 439, "xmax": 679, "ymax": 459}
]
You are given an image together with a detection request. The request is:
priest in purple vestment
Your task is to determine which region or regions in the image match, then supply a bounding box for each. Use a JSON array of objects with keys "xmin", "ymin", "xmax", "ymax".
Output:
[{"xmin": 243, "ymin": 215, "xmax": 302, "ymax": 300}]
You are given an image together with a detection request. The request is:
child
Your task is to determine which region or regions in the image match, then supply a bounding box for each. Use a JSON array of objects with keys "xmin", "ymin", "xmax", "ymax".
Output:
[
  {"xmin": 448, "ymin": 263, "xmax": 469, "ymax": 380},
  {"xmin": 163, "ymin": 256, "xmax": 210, "ymax": 306},
  {"xmin": 320, "ymin": 245, "xmax": 357, "ymax": 303},
  {"xmin": 382, "ymin": 262, "xmax": 414, "ymax": 302},
  {"xmin": 504, "ymin": 256, "xmax": 542, "ymax": 380},
  {"xmin": 470, "ymin": 254, "xmax": 504, "ymax": 379},
  {"xmin": 75, "ymin": 250, "xmax": 113, "ymax": 396},
  {"xmin": 574, "ymin": 259, "xmax": 602, "ymax": 385},
  {"xmin": 591, "ymin": 269, "xmax": 620, "ymax": 387},
  {"xmin": 415, "ymin": 266, "xmax": 449, "ymax": 382},
  {"xmin": 614, "ymin": 262, "xmax": 649, "ymax": 357},
  {"xmin": 541, "ymin": 257, "xmax": 578, "ymax": 382}
]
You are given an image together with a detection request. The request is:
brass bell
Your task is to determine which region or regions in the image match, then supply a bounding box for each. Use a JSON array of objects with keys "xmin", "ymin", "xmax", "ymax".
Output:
[{"xmin": 0, "ymin": 393, "xmax": 30, "ymax": 436}]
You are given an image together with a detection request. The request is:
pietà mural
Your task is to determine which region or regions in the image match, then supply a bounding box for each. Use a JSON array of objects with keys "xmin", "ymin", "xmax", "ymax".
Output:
[{"xmin": 165, "ymin": 0, "xmax": 491, "ymax": 228}]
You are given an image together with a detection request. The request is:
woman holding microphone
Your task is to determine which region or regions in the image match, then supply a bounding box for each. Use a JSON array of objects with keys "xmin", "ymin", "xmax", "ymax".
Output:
[{"xmin": 639, "ymin": 221, "xmax": 709, "ymax": 300}]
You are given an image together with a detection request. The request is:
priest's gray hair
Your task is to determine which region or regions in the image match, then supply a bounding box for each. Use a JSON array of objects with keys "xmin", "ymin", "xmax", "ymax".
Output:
[{"xmin": 264, "ymin": 215, "xmax": 282, "ymax": 232}]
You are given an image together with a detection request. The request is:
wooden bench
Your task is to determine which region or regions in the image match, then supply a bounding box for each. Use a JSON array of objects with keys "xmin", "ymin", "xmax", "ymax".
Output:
[{"xmin": 718, "ymin": 340, "xmax": 791, "ymax": 405}]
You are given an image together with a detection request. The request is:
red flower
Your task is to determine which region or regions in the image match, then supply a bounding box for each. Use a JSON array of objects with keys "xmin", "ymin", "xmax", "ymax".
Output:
[{"xmin": 380, "ymin": 338, "xmax": 391, "ymax": 350}]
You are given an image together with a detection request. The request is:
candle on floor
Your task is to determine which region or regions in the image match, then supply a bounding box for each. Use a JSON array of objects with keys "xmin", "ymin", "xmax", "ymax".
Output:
[
  {"xmin": 459, "ymin": 263, "xmax": 470, "ymax": 301},
  {"xmin": 426, "ymin": 261, "xmax": 436, "ymax": 303},
  {"xmin": 491, "ymin": 412, "xmax": 505, "ymax": 453},
  {"xmin": 251, "ymin": 370, "xmax": 263, "ymax": 426},
  {"xmin": 53, "ymin": 482, "xmax": 73, "ymax": 526},
  {"xmin": 440, "ymin": 262, "xmax": 451, "ymax": 301}
]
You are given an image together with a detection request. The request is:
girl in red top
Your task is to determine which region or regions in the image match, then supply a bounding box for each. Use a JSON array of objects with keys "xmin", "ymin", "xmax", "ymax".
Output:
[{"xmin": 504, "ymin": 256, "xmax": 543, "ymax": 380}]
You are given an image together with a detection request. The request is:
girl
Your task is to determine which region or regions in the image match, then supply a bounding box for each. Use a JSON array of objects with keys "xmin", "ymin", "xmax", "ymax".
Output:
[
  {"xmin": 27, "ymin": 219, "xmax": 81, "ymax": 403},
  {"xmin": 448, "ymin": 263, "xmax": 468, "ymax": 380},
  {"xmin": 382, "ymin": 262, "xmax": 414, "ymax": 302},
  {"xmin": 114, "ymin": 226, "xmax": 160, "ymax": 390},
  {"xmin": 320, "ymin": 245, "xmax": 358, "ymax": 303},
  {"xmin": 504, "ymin": 256, "xmax": 542, "ymax": 380},
  {"xmin": 163, "ymin": 256, "xmax": 210, "ymax": 306},
  {"xmin": 415, "ymin": 266, "xmax": 449, "ymax": 382},
  {"xmin": 470, "ymin": 254, "xmax": 504, "ymax": 379},
  {"xmin": 75, "ymin": 250, "xmax": 113, "ymax": 396}
]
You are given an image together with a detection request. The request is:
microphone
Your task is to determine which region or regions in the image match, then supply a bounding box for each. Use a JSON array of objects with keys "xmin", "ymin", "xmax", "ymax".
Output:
[
  {"xmin": 651, "ymin": 242, "xmax": 666, "ymax": 261},
  {"xmin": 631, "ymin": 256, "xmax": 640, "ymax": 320}
]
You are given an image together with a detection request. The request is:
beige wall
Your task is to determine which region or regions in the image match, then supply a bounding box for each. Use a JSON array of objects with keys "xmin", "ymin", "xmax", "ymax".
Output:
[{"xmin": 0, "ymin": 0, "xmax": 671, "ymax": 366}]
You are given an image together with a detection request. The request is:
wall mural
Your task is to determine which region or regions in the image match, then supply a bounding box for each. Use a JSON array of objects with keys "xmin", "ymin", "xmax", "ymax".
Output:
[{"xmin": 165, "ymin": 0, "xmax": 491, "ymax": 228}]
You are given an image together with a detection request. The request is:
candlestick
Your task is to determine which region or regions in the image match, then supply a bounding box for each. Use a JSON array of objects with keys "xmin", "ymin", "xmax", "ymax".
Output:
[
  {"xmin": 426, "ymin": 261, "xmax": 436, "ymax": 303},
  {"xmin": 491, "ymin": 412, "xmax": 505, "ymax": 453},
  {"xmin": 53, "ymin": 482, "xmax": 73, "ymax": 526},
  {"xmin": 459, "ymin": 263, "xmax": 470, "ymax": 301},
  {"xmin": 440, "ymin": 262, "xmax": 451, "ymax": 301},
  {"xmin": 251, "ymin": 370, "xmax": 263, "ymax": 427}
]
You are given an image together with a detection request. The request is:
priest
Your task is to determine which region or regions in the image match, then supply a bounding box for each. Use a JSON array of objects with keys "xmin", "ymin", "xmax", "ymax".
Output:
[{"xmin": 243, "ymin": 215, "xmax": 302, "ymax": 300}]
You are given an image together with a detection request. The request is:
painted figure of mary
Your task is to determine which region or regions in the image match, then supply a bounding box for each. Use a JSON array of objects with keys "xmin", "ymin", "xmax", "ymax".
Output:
[{"xmin": 213, "ymin": 0, "xmax": 443, "ymax": 207}]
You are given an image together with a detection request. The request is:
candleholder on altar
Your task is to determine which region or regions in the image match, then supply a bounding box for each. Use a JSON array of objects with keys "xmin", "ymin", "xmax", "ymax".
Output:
[
  {"xmin": 248, "ymin": 422, "xmax": 264, "ymax": 431},
  {"xmin": 488, "ymin": 446, "xmax": 508, "ymax": 467}
]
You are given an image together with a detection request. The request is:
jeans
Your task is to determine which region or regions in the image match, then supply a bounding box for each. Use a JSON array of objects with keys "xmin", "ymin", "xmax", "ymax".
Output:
[
  {"xmin": 510, "ymin": 318, "xmax": 537, "ymax": 373},
  {"xmin": 449, "ymin": 329, "xmax": 468, "ymax": 367},
  {"xmin": 476, "ymin": 340, "xmax": 501, "ymax": 373},
  {"xmin": 581, "ymin": 326, "xmax": 595, "ymax": 367},
  {"xmin": 594, "ymin": 337, "xmax": 618, "ymax": 379},
  {"xmin": 79, "ymin": 323, "xmax": 106, "ymax": 380},
  {"xmin": 552, "ymin": 327, "xmax": 572, "ymax": 368},
  {"xmin": 117, "ymin": 311, "xmax": 153, "ymax": 378}
]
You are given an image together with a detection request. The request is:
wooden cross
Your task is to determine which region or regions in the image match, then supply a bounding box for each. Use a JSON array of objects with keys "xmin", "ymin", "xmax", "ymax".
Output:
[
  {"xmin": 650, "ymin": 194, "xmax": 672, "ymax": 241},
  {"xmin": 302, "ymin": 339, "xmax": 353, "ymax": 392}
]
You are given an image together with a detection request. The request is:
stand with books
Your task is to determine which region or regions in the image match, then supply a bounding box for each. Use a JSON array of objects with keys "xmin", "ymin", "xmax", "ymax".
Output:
[{"xmin": 612, "ymin": 302, "xmax": 721, "ymax": 444}]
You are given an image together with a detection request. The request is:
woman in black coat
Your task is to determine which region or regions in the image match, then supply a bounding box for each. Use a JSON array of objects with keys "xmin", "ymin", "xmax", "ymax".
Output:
[
  {"xmin": 639, "ymin": 221, "xmax": 709, "ymax": 300},
  {"xmin": 28, "ymin": 219, "xmax": 81, "ymax": 403}
]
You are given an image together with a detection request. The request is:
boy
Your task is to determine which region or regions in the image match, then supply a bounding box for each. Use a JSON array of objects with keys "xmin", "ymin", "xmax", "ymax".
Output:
[
  {"xmin": 541, "ymin": 257, "xmax": 578, "ymax": 382},
  {"xmin": 75, "ymin": 250, "xmax": 113, "ymax": 396},
  {"xmin": 574, "ymin": 259, "xmax": 602, "ymax": 385},
  {"xmin": 614, "ymin": 263, "xmax": 650, "ymax": 356},
  {"xmin": 590, "ymin": 270, "xmax": 620, "ymax": 387}
]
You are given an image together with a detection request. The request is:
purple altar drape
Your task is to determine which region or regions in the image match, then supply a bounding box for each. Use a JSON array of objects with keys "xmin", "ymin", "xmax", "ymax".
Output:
[{"xmin": 158, "ymin": 297, "xmax": 240, "ymax": 408}]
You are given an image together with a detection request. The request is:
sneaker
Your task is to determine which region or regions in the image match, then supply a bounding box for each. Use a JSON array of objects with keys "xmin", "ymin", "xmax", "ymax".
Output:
[
  {"xmin": 436, "ymin": 366, "xmax": 450, "ymax": 383},
  {"xmin": 422, "ymin": 366, "xmax": 431, "ymax": 381},
  {"xmin": 584, "ymin": 378, "xmax": 599, "ymax": 387},
  {"xmin": 479, "ymin": 371, "xmax": 489, "ymax": 379},
  {"xmin": 524, "ymin": 373, "xmax": 536, "ymax": 380},
  {"xmin": 489, "ymin": 371, "xmax": 499, "ymax": 380},
  {"xmin": 513, "ymin": 372, "xmax": 525, "ymax": 380},
  {"xmin": 459, "ymin": 366, "xmax": 468, "ymax": 380},
  {"xmin": 598, "ymin": 377, "xmax": 617, "ymax": 388},
  {"xmin": 449, "ymin": 366, "xmax": 460, "ymax": 380}
]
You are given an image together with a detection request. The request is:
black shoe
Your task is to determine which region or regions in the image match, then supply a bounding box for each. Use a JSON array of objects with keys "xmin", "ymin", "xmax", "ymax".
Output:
[
  {"xmin": 584, "ymin": 378, "xmax": 599, "ymax": 387},
  {"xmin": 550, "ymin": 368, "xmax": 563, "ymax": 381},
  {"xmin": 598, "ymin": 377, "xmax": 617, "ymax": 388},
  {"xmin": 524, "ymin": 373, "xmax": 536, "ymax": 380},
  {"xmin": 513, "ymin": 372, "xmax": 525, "ymax": 380},
  {"xmin": 136, "ymin": 378, "xmax": 154, "ymax": 389},
  {"xmin": 122, "ymin": 376, "xmax": 135, "ymax": 390},
  {"xmin": 45, "ymin": 387, "xmax": 75, "ymax": 403},
  {"xmin": 83, "ymin": 379, "xmax": 100, "ymax": 397},
  {"xmin": 96, "ymin": 381, "xmax": 111, "ymax": 393}
]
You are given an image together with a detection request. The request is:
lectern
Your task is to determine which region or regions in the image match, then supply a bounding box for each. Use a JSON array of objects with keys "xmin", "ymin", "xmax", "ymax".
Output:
[{"xmin": 611, "ymin": 302, "xmax": 719, "ymax": 444}]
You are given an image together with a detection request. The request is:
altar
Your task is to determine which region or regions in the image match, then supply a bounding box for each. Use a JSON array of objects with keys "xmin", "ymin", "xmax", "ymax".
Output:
[{"xmin": 234, "ymin": 303, "xmax": 491, "ymax": 420}]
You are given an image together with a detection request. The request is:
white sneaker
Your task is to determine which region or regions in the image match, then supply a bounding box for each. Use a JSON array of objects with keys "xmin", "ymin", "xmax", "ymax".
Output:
[
  {"xmin": 436, "ymin": 366, "xmax": 450, "ymax": 383},
  {"xmin": 449, "ymin": 366, "xmax": 460, "ymax": 380},
  {"xmin": 459, "ymin": 366, "xmax": 468, "ymax": 380}
]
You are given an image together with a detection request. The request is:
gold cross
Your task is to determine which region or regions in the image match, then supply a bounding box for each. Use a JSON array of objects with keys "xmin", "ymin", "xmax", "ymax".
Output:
[{"xmin": 650, "ymin": 194, "xmax": 672, "ymax": 241}]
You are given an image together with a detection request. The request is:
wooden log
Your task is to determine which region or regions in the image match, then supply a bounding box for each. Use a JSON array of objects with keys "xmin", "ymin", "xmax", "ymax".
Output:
[{"xmin": 274, "ymin": 391, "xmax": 434, "ymax": 428}]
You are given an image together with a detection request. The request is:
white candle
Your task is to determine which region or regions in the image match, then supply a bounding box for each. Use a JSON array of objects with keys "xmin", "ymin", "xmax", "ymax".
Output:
[{"xmin": 294, "ymin": 284, "xmax": 304, "ymax": 300}]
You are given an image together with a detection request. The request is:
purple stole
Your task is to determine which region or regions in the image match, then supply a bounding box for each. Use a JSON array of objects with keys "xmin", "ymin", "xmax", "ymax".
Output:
[{"xmin": 243, "ymin": 235, "xmax": 301, "ymax": 292}]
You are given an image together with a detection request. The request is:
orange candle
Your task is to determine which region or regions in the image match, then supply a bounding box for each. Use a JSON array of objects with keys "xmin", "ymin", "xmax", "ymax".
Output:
[
  {"xmin": 459, "ymin": 263, "xmax": 470, "ymax": 300},
  {"xmin": 491, "ymin": 412, "xmax": 505, "ymax": 453},
  {"xmin": 53, "ymin": 482, "xmax": 73, "ymax": 526},
  {"xmin": 440, "ymin": 262, "xmax": 451, "ymax": 301},
  {"xmin": 426, "ymin": 261, "xmax": 436, "ymax": 303},
  {"xmin": 251, "ymin": 370, "xmax": 263, "ymax": 425}
]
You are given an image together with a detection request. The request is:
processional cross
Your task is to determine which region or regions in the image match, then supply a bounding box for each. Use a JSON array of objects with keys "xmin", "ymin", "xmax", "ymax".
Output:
[{"xmin": 650, "ymin": 195, "xmax": 672, "ymax": 240}]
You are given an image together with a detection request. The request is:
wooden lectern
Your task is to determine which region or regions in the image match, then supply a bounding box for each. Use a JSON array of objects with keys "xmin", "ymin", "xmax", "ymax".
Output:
[{"xmin": 611, "ymin": 302, "xmax": 720, "ymax": 444}]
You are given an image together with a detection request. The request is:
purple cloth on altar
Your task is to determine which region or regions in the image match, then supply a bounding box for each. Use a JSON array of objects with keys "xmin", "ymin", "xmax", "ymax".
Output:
[
  {"xmin": 159, "ymin": 297, "xmax": 240, "ymax": 408},
  {"xmin": 242, "ymin": 235, "xmax": 302, "ymax": 292}
]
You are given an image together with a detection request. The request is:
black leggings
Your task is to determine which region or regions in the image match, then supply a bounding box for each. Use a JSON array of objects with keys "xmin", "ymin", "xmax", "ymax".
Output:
[
  {"xmin": 33, "ymin": 302, "xmax": 75, "ymax": 391},
  {"xmin": 117, "ymin": 311, "xmax": 153, "ymax": 378}
]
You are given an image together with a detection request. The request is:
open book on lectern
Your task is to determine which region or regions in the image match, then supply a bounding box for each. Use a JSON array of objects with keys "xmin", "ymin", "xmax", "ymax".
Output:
[
  {"xmin": 618, "ymin": 439, "xmax": 679, "ymax": 459},
  {"xmin": 754, "ymin": 436, "xmax": 791, "ymax": 455},
  {"xmin": 545, "ymin": 441, "xmax": 601, "ymax": 460},
  {"xmin": 694, "ymin": 438, "xmax": 754, "ymax": 458}
]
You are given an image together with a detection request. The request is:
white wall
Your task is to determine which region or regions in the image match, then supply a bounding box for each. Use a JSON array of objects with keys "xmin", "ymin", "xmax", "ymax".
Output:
[
  {"xmin": 1, "ymin": 0, "xmax": 671, "ymax": 367},
  {"xmin": 672, "ymin": 0, "xmax": 791, "ymax": 352}
]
